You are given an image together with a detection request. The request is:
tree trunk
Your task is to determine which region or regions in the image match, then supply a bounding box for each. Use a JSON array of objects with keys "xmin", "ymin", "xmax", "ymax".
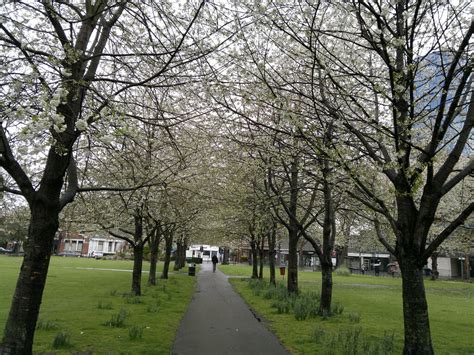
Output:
[
  {"xmin": 130, "ymin": 215, "xmax": 144, "ymax": 296},
  {"xmin": 268, "ymin": 230, "xmax": 276, "ymax": 286},
  {"xmin": 287, "ymin": 157, "xmax": 300, "ymax": 293},
  {"xmin": 400, "ymin": 257, "xmax": 434, "ymax": 354},
  {"xmin": 181, "ymin": 239, "xmax": 188, "ymax": 269},
  {"xmin": 298, "ymin": 246, "xmax": 304, "ymax": 268},
  {"xmin": 336, "ymin": 245, "xmax": 348, "ymax": 268},
  {"xmin": 147, "ymin": 229, "xmax": 160, "ymax": 286},
  {"xmin": 430, "ymin": 252, "xmax": 439, "ymax": 281},
  {"xmin": 0, "ymin": 200, "xmax": 59, "ymax": 354},
  {"xmin": 250, "ymin": 241, "xmax": 258, "ymax": 279},
  {"xmin": 223, "ymin": 247, "xmax": 230, "ymax": 264},
  {"xmin": 258, "ymin": 237, "xmax": 264, "ymax": 279},
  {"xmin": 319, "ymin": 261, "xmax": 333, "ymax": 316},
  {"xmin": 463, "ymin": 251, "xmax": 470, "ymax": 281},
  {"xmin": 131, "ymin": 243, "xmax": 144, "ymax": 296},
  {"xmin": 174, "ymin": 240, "xmax": 183, "ymax": 271},
  {"xmin": 287, "ymin": 228, "xmax": 299, "ymax": 293},
  {"xmin": 161, "ymin": 233, "xmax": 173, "ymax": 280}
]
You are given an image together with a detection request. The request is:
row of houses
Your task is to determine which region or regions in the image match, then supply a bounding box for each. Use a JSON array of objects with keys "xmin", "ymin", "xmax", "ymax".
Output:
[
  {"xmin": 28, "ymin": 230, "xmax": 474, "ymax": 278},
  {"xmin": 53, "ymin": 231, "xmax": 126, "ymax": 257},
  {"xmin": 229, "ymin": 239, "xmax": 474, "ymax": 279}
]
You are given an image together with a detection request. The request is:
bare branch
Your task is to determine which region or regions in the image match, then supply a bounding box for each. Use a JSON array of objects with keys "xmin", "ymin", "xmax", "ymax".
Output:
[{"xmin": 423, "ymin": 202, "xmax": 474, "ymax": 260}]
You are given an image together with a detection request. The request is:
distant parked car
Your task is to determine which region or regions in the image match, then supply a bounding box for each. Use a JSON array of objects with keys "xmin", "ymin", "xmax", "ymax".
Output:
[
  {"xmin": 0, "ymin": 247, "xmax": 13, "ymax": 254},
  {"xmin": 91, "ymin": 251, "xmax": 103, "ymax": 258},
  {"xmin": 58, "ymin": 251, "xmax": 80, "ymax": 257}
]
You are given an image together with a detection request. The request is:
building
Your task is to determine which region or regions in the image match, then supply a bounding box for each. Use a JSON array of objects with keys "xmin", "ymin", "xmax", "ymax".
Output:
[
  {"xmin": 56, "ymin": 231, "xmax": 126, "ymax": 257},
  {"xmin": 186, "ymin": 245, "xmax": 220, "ymax": 262}
]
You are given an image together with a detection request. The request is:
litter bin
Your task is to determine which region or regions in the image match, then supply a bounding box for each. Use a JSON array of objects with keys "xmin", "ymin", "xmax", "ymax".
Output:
[
  {"xmin": 188, "ymin": 263, "xmax": 196, "ymax": 276},
  {"xmin": 279, "ymin": 266, "xmax": 286, "ymax": 276}
]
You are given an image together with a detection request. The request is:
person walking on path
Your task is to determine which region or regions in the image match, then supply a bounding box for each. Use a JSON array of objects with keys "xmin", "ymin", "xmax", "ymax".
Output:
[
  {"xmin": 211, "ymin": 254, "xmax": 218, "ymax": 272},
  {"xmin": 172, "ymin": 262, "xmax": 289, "ymax": 355}
]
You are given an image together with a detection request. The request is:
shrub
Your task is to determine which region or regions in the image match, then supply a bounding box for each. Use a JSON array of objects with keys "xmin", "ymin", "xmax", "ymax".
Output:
[
  {"xmin": 52, "ymin": 331, "xmax": 71, "ymax": 349},
  {"xmin": 104, "ymin": 309, "xmax": 127, "ymax": 328},
  {"xmin": 129, "ymin": 325, "xmax": 144, "ymax": 340},
  {"xmin": 335, "ymin": 266, "xmax": 351, "ymax": 277},
  {"xmin": 36, "ymin": 319, "xmax": 59, "ymax": 330}
]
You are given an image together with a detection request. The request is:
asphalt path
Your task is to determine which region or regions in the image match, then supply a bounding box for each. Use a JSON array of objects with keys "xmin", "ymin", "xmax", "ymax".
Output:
[{"xmin": 172, "ymin": 262, "xmax": 290, "ymax": 355}]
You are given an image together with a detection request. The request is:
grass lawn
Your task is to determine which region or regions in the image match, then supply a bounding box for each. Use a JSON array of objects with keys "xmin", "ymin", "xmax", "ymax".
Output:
[
  {"xmin": 0, "ymin": 255, "xmax": 196, "ymax": 354},
  {"xmin": 220, "ymin": 264, "xmax": 474, "ymax": 355}
]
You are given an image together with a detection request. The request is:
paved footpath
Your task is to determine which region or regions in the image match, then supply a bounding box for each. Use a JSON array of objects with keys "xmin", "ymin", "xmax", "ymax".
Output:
[{"xmin": 172, "ymin": 263, "xmax": 290, "ymax": 355}]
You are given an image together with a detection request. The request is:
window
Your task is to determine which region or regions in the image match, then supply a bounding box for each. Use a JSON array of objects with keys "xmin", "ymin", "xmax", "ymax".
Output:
[
  {"xmin": 98, "ymin": 241, "xmax": 104, "ymax": 251},
  {"xmin": 77, "ymin": 241, "xmax": 83, "ymax": 252},
  {"xmin": 108, "ymin": 242, "xmax": 113, "ymax": 252}
]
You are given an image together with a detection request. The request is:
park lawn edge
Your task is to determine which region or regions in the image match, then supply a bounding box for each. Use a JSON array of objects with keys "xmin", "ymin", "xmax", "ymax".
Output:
[
  {"xmin": 222, "ymin": 264, "xmax": 474, "ymax": 355},
  {"xmin": 0, "ymin": 256, "xmax": 197, "ymax": 354}
]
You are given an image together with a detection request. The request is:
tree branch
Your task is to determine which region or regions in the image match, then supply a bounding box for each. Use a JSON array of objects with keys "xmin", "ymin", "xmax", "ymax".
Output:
[
  {"xmin": 374, "ymin": 217, "xmax": 397, "ymax": 256},
  {"xmin": 423, "ymin": 202, "xmax": 474, "ymax": 260},
  {"xmin": 107, "ymin": 230, "xmax": 135, "ymax": 246},
  {"xmin": 0, "ymin": 125, "xmax": 35, "ymax": 203},
  {"xmin": 441, "ymin": 160, "xmax": 474, "ymax": 196},
  {"xmin": 59, "ymin": 157, "xmax": 78, "ymax": 210}
]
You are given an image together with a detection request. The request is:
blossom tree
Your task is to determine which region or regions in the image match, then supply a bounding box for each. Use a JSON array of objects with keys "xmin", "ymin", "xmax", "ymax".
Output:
[
  {"xmin": 258, "ymin": 1, "xmax": 473, "ymax": 353},
  {"xmin": 0, "ymin": 1, "xmax": 222, "ymax": 352}
]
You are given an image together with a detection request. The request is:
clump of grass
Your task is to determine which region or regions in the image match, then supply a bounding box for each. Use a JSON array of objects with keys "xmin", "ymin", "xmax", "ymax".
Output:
[
  {"xmin": 248, "ymin": 279, "xmax": 267, "ymax": 296},
  {"xmin": 247, "ymin": 279, "xmax": 332, "ymax": 321},
  {"xmin": 124, "ymin": 295, "xmax": 142, "ymax": 304},
  {"xmin": 36, "ymin": 319, "xmax": 59, "ymax": 330},
  {"xmin": 52, "ymin": 331, "xmax": 71, "ymax": 349},
  {"xmin": 98, "ymin": 300, "xmax": 113, "ymax": 310},
  {"xmin": 104, "ymin": 309, "xmax": 127, "ymax": 328},
  {"xmin": 340, "ymin": 326, "xmax": 363, "ymax": 354},
  {"xmin": 160, "ymin": 283, "xmax": 173, "ymax": 300},
  {"xmin": 109, "ymin": 289, "xmax": 118, "ymax": 296},
  {"xmin": 321, "ymin": 309, "xmax": 331, "ymax": 320},
  {"xmin": 128, "ymin": 325, "xmax": 144, "ymax": 340},
  {"xmin": 335, "ymin": 266, "xmax": 351, "ymax": 276},
  {"xmin": 362, "ymin": 331, "xmax": 395, "ymax": 355},
  {"xmin": 293, "ymin": 294, "xmax": 319, "ymax": 321},
  {"xmin": 348, "ymin": 312, "xmax": 361, "ymax": 323},
  {"xmin": 272, "ymin": 299, "xmax": 291, "ymax": 314},
  {"xmin": 331, "ymin": 302, "xmax": 344, "ymax": 315},
  {"xmin": 147, "ymin": 303, "xmax": 160, "ymax": 313},
  {"xmin": 380, "ymin": 331, "xmax": 395, "ymax": 354},
  {"xmin": 313, "ymin": 326, "xmax": 326, "ymax": 344}
]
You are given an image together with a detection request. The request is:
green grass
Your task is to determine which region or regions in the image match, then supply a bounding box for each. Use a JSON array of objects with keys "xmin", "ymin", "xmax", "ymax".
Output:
[
  {"xmin": 0, "ymin": 255, "xmax": 196, "ymax": 354},
  {"xmin": 220, "ymin": 264, "xmax": 474, "ymax": 354}
]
